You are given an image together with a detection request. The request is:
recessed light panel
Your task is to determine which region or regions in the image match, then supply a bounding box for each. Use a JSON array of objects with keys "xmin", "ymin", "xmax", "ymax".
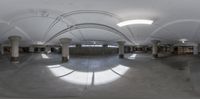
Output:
[{"xmin": 117, "ymin": 19, "xmax": 153, "ymax": 27}]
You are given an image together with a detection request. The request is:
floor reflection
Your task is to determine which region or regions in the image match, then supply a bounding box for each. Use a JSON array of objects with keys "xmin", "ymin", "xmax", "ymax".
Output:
[
  {"xmin": 47, "ymin": 64, "xmax": 129, "ymax": 85},
  {"xmin": 0, "ymin": 53, "xmax": 196, "ymax": 98},
  {"xmin": 127, "ymin": 54, "xmax": 137, "ymax": 60},
  {"xmin": 41, "ymin": 53, "xmax": 49, "ymax": 59}
]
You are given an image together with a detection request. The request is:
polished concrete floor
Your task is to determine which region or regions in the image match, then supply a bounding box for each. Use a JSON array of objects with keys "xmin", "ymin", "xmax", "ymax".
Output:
[{"xmin": 0, "ymin": 53, "xmax": 200, "ymax": 99}]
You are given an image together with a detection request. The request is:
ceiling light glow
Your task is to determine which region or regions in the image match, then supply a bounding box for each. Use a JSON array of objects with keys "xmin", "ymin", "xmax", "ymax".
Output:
[
  {"xmin": 36, "ymin": 41, "xmax": 44, "ymax": 45},
  {"xmin": 117, "ymin": 19, "xmax": 154, "ymax": 27},
  {"xmin": 179, "ymin": 38, "xmax": 188, "ymax": 43}
]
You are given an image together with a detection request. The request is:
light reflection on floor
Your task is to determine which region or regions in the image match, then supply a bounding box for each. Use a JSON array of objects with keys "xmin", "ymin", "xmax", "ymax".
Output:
[
  {"xmin": 47, "ymin": 64, "xmax": 129, "ymax": 85},
  {"xmin": 0, "ymin": 53, "xmax": 197, "ymax": 98},
  {"xmin": 41, "ymin": 54, "xmax": 49, "ymax": 59},
  {"xmin": 128, "ymin": 54, "xmax": 137, "ymax": 60}
]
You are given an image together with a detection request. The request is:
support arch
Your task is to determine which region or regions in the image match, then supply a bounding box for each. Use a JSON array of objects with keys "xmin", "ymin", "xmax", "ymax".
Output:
[{"xmin": 45, "ymin": 23, "xmax": 133, "ymax": 44}]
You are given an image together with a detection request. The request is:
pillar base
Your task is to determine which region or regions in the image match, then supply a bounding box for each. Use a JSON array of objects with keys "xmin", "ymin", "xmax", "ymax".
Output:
[
  {"xmin": 119, "ymin": 54, "xmax": 124, "ymax": 59},
  {"xmin": 62, "ymin": 57, "xmax": 69, "ymax": 63},
  {"xmin": 11, "ymin": 57, "xmax": 19, "ymax": 63},
  {"xmin": 152, "ymin": 54, "xmax": 158, "ymax": 58}
]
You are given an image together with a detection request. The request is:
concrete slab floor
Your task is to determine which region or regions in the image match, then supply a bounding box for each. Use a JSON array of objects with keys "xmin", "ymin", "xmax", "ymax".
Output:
[{"xmin": 0, "ymin": 53, "xmax": 200, "ymax": 99}]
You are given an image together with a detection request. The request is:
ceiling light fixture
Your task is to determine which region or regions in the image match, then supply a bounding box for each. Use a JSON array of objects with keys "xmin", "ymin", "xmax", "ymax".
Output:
[
  {"xmin": 179, "ymin": 38, "xmax": 188, "ymax": 43},
  {"xmin": 117, "ymin": 19, "xmax": 154, "ymax": 27},
  {"xmin": 36, "ymin": 41, "xmax": 44, "ymax": 45}
]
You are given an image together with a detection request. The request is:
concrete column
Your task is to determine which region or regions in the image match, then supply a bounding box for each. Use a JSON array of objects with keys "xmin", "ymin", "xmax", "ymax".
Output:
[
  {"xmin": 130, "ymin": 46, "xmax": 133, "ymax": 53},
  {"xmin": 151, "ymin": 40, "xmax": 160, "ymax": 58},
  {"xmin": 37, "ymin": 47, "xmax": 41, "ymax": 53},
  {"xmin": 60, "ymin": 38, "xmax": 72, "ymax": 62},
  {"xmin": 29, "ymin": 46, "xmax": 34, "ymax": 53},
  {"xmin": 45, "ymin": 46, "xmax": 51, "ymax": 54},
  {"xmin": 144, "ymin": 46, "xmax": 148, "ymax": 53},
  {"xmin": 8, "ymin": 36, "xmax": 21, "ymax": 63},
  {"xmin": 170, "ymin": 45, "xmax": 174, "ymax": 54},
  {"xmin": 117, "ymin": 41, "xmax": 125, "ymax": 58},
  {"xmin": 193, "ymin": 44, "xmax": 198, "ymax": 55}
]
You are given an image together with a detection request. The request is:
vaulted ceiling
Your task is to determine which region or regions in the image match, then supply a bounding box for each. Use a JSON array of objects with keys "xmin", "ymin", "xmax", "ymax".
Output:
[{"xmin": 0, "ymin": 0, "xmax": 200, "ymax": 46}]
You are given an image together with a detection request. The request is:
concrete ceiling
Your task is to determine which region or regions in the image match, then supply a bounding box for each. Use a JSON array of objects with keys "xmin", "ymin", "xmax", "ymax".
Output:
[{"xmin": 0, "ymin": 0, "xmax": 200, "ymax": 45}]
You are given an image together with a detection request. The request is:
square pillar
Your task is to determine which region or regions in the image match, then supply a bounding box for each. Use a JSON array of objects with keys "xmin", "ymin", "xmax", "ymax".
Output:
[
  {"xmin": 117, "ymin": 41, "xmax": 125, "ymax": 58},
  {"xmin": 60, "ymin": 38, "xmax": 72, "ymax": 62},
  {"xmin": 151, "ymin": 40, "xmax": 160, "ymax": 58},
  {"xmin": 8, "ymin": 36, "xmax": 21, "ymax": 63}
]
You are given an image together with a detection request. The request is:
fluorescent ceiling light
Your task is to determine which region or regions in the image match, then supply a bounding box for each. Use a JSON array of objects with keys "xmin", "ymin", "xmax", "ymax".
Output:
[
  {"xmin": 36, "ymin": 41, "xmax": 44, "ymax": 45},
  {"xmin": 179, "ymin": 38, "xmax": 188, "ymax": 43},
  {"xmin": 117, "ymin": 19, "xmax": 154, "ymax": 27}
]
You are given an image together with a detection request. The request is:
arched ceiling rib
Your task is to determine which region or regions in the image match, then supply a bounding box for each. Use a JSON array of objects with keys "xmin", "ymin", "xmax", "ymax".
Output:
[
  {"xmin": 2, "ymin": 9, "xmax": 136, "ymax": 45},
  {"xmin": 3, "ymin": 9, "xmax": 134, "ymax": 45},
  {"xmin": 1, "ymin": 14, "xmax": 82, "ymax": 43},
  {"xmin": 0, "ymin": 22, "xmax": 32, "ymax": 43},
  {"xmin": 51, "ymin": 29, "xmax": 122, "ymax": 45},
  {"xmin": 43, "ymin": 10, "xmax": 137, "ymax": 44},
  {"xmin": 1, "ymin": 0, "xmax": 200, "ymax": 45},
  {"xmin": 45, "ymin": 23, "xmax": 133, "ymax": 44},
  {"xmin": 11, "ymin": 16, "xmax": 81, "ymax": 42},
  {"xmin": 147, "ymin": 19, "xmax": 200, "ymax": 44}
]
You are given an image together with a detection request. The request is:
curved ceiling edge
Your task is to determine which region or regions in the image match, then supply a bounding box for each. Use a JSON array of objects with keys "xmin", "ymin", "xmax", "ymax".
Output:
[
  {"xmin": 44, "ymin": 10, "xmax": 136, "ymax": 44},
  {"xmin": 45, "ymin": 23, "xmax": 133, "ymax": 45},
  {"xmin": 145, "ymin": 19, "xmax": 200, "ymax": 44}
]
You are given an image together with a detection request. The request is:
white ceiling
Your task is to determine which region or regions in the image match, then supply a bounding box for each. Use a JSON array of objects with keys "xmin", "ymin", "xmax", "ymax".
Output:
[{"xmin": 1, "ymin": 0, "xmax": 200, "ymax": 45}]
